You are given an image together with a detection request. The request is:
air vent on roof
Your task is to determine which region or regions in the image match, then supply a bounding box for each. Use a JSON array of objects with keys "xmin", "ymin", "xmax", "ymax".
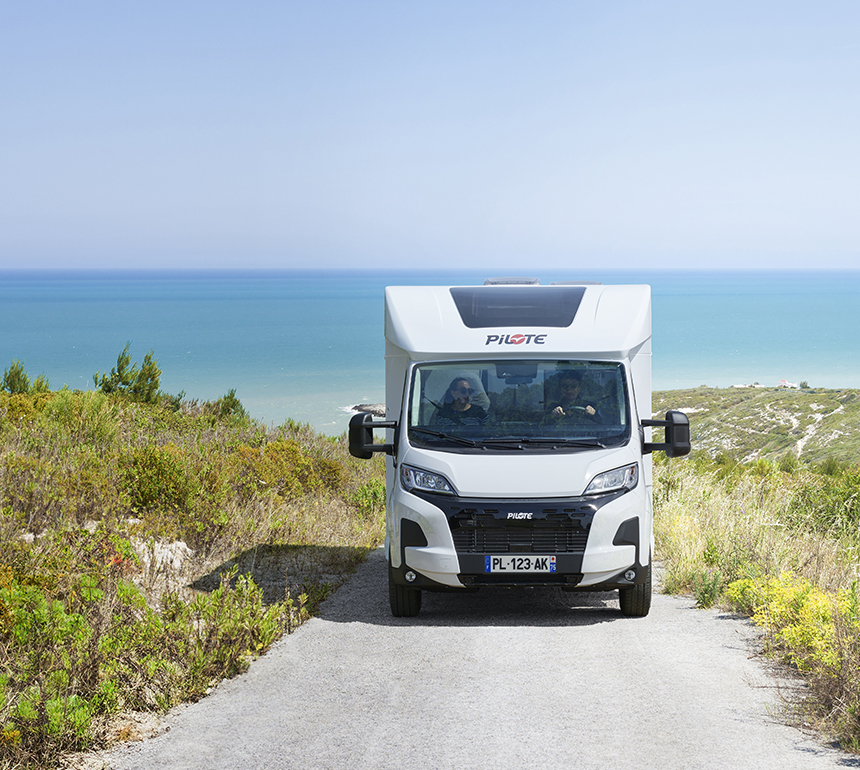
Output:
[
  {"xmin": 484, "ymin": 277, "xmax": 540, "ymax": 285},
  {"xmin": 551, "ymin": 280, "xmax": 603, "ymax": 285}
]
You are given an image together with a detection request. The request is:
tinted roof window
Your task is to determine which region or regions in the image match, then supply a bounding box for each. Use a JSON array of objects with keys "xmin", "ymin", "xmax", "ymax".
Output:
[{"xmin": 450, "ymin": 286, "xmax": 586, "ymax": 328}]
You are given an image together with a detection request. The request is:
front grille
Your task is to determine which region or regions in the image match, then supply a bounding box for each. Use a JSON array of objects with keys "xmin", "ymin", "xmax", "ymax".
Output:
[{"xmin": 450, "ymin": 512, "xmax": 589, "ymax": 554}]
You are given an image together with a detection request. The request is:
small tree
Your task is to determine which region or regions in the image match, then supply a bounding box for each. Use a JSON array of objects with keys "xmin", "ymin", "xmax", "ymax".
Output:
[
  {"xmin": 31, "ymin": 373, "xmax": 51, "ymax": 393},
  {"xmin": 93, "ymin": 343, "xmax": 134, "ymax": 394},
  {"xmin": 129, "ymin": 351, "xmax": 162, "ymax": 404},
  {"xmin": 94, "ymin": 343, "xmax": 161, "ymax": 403},
  {"xmin": 2, "ymin": 359, "xmax": 31, "ymax": 394},
  {"xmin": 213, "ymin": 388, "xmax": 246, "ymax": 419}
]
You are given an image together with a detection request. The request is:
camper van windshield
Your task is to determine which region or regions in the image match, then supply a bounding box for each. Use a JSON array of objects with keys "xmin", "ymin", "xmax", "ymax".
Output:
[{"xmin": 407, "ymin": 360, "xmax": 630, "ymax": 453}]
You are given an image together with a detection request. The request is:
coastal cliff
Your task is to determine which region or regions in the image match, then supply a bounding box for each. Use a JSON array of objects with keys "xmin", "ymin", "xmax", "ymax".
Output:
[{"xmin": 653, "ymin": 386, "xmax": 860, "ymax": 464}]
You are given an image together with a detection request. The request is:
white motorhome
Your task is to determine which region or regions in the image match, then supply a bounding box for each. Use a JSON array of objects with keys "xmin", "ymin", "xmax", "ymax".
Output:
[{"xmin": 349, "ymin": 278, "xmax": 690, "ymax": 617}]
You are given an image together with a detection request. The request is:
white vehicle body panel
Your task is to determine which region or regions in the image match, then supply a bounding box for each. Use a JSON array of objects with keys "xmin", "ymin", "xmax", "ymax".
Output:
[
  {"xmin": 348, "ymin": 279, "xmax": 687, "ymax": 616},
  {"xmin": 379, "ymin": 282, "xmax": 656, "ymax": 593}
]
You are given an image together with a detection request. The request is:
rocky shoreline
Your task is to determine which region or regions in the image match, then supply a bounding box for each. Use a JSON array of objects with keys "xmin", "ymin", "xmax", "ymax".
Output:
[{"xmin": 351, "ymin": 403, "xmax": 385, "ymax": 417}]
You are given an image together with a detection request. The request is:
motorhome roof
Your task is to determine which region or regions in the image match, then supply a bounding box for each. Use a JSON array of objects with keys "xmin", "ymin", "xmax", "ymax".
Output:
[{"xmin": 384, "ymin": 283, "xmax": 651, "ymax": 359}]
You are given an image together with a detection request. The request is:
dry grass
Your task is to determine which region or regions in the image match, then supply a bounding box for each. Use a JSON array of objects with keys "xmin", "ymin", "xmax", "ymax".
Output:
[
  {"xmin": 655, "ymin": 459, "xmax": 859, "ymax": 596},
  {"xmin": 655, "ymin": 456, "xmax": 860, "ymax": 752},
  {"xmin": 0, "ymin": 391, "xmax": 386, "ymax": 768}
]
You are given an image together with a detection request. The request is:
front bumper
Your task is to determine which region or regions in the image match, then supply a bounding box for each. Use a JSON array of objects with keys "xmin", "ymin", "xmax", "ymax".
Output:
[{"xmin": 390, "ymin": 486, "xmax": 649, "ymax": 591}]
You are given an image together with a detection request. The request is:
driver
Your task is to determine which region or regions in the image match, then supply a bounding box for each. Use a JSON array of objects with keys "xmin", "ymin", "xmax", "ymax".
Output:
[{"xmin": 547, "ymin": 370, "xmax": 601, "ymax": 422}]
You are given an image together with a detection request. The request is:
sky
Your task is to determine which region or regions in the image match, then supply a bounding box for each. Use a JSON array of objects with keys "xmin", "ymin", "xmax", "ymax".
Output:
[{"xmin": 1, "ymin": 1, "xmax": 858, "ymax": 271}]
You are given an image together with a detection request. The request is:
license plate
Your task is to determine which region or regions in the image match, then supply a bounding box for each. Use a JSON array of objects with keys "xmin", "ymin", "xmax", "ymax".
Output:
[{"xmin": 484, "ymin": 555, "xmax": 557, "ymax": 573}]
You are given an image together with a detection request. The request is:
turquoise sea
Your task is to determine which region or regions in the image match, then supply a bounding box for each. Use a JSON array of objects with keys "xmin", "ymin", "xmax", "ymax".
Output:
[{"xmin": 1, "ymin": 269, "xmax": 859, "ymax": 435}]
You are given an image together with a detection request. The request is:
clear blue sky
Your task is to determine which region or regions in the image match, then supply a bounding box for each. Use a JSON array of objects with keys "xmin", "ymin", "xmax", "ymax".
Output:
[{"xmin": 1, "ymin": 1, "xmax": 858, "ymax": 270}]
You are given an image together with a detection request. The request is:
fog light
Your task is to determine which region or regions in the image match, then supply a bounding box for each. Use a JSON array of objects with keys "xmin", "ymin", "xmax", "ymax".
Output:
[
  {"xmin": 624, "ymin": 569, "xmax": 636, "ymax": 582},
  {"xmin": 405, "ymin": 571, "xmax": 417, "ymax": 583}
]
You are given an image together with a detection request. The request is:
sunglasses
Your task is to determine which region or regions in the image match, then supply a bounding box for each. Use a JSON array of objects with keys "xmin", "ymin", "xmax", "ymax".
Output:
[{"xmin": 453, "ymin": 387, "xmax": 474, "ymax": 394}]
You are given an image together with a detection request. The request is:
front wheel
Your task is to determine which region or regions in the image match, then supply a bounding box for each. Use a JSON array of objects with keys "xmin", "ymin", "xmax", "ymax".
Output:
[
  {"xmin": 389, "ymin": 564, "xmax": 422, "ymax": 617},
  {"xmin": 619, "ymin": 562, "xmax": 652, "ymax": 617}
]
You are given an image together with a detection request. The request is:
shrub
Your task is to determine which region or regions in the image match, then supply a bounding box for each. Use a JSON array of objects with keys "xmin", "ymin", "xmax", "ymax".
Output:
[
  {"xmin": 40, "ymin": 390, "xmax": 119, "ymax": 447},
  {"xmin": 229, "ymin": 439, "xmax": 321, "ymax": 501},
  {"xmin": 0, "ymin": 393, "xmax": 39, "ymax": 422},
  {"xmin": 348, "ymin": 479, "xmax": 386, "ymax": 520},
  {"xmin": 121, "ymin": 444, "xmax": 198, "ymax": 515},
  {"xmin": 819, "ymin": 456, "xmax": 844, "ymax": 477},
  {"xmin": 211, "ymin": 389, "xmax": 246, "ymax": 420},
  {"xmin": 725, "ymin": 573, "xmax": 860, "ymax": 748},
  {"xmin": 313, "ymin": 457, "xmax": 347, "ymax": 493},
  {"xmin": 31, "ymin": 374, "xmax": 50, "ymax": 394},
  {"xmin": 786, "ymin": 467, "xmax": 860, "ymax": 536},
  {"xmin": 0, "ymin": 453, "xmax": 57, "ymax": 533},
  {"xmin": 779, "ymin": 453, "xmax": 799, "ymax": 474},
  {"xmin": 691, "ymin": 568, "xmax": 723, "ymax": 608},
  {"xmin": 0, "ymin": 556, "xmax": 296, "ymax": 765}
]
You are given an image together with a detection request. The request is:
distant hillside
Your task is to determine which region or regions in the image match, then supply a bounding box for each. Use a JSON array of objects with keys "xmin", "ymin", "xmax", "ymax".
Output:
[{"xmin": 653, "ymin": 386, "xmax": 860, "ymax": 465}]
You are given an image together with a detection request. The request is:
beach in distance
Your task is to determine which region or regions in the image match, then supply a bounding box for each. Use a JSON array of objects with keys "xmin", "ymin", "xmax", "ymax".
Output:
[{"xmin": 1, "ymin": 268, "xmax": 859, "ymax": 435}]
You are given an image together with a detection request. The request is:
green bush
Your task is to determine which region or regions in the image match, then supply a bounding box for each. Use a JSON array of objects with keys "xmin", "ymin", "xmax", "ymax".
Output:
[
  {"xmin": 819, "ymin": 456, "xmax": 845, "ymax": 477},
  {"xmin": 786, "ymin": 467, "xmax": 860, "ymax": 536},
  {"xmin": 779, "ymin": 452, "xmax": 799, "ymax": 474},
  {"xmin": 121, "ymin": 444, "xmax": 199, "ymax": 515},
  {"xmin": 0, "ymin": 557, "xmax": 297, "ymax": 765},
  {"xmin": 31, "ymin": 374, "xmax": 50, "ymax": 394},
  {"xmin": 211, "ymin": 389, "xmax": 247, "ymax": 420},
  {"xmin": 348, "ymin": 479, "xmax": 386, "ymax": 519},
  {"xmin": 40, "ymin": 390, "xmax": 119, "ymax": 447},
  {"xmin": 0, "ymin": 391, "xmax": 54, "ymax": 423},
  {"xmin": 0, "ymin": 453, "xmax": 58, "ymax": 533},
  {"xmin": 229, "ymin": 439, "xmax": 322, "ymax": 501},
  {"xmin": 691, "ymin": 568, "xmax": 723, "ymax": 608}
]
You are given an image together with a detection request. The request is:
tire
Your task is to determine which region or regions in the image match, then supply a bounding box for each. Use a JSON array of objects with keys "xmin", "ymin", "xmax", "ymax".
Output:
[
  {"xmin": 619, "ymin": 561, "xmax": 652, "ymax": 617},
  {"xmin": 389, "ymin": 564, "xmax": 422, "ymax": 617}
]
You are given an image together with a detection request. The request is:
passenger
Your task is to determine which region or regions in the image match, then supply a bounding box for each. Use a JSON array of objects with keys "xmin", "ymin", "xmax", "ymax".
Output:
[
  {"xmin": 547, "ymin": 370, "xmax": 601, "ymax": 422},
  {"xmin": 431, "ymin": 377, "xmax": 490, "ymax": 428}
]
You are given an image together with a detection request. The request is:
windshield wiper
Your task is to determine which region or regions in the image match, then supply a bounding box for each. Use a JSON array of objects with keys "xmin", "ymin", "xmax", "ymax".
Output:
[
  {"xmin": 409, "ymin": 428, "xmax": 480, "ymax": 447},
  {"xmin": 480, "ymin": 437, "xmax": 608, "ymax": 449}
]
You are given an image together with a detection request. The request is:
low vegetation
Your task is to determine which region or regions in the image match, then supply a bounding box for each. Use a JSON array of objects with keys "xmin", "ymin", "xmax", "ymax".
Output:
[
  {"xmin": 2, "ymin": 360, "xmax": 859, "ymax": 764},
  {"xmin": 654, "ymin": 385, "xmax": 860, "ymax": 466},
  {"xmin": 0, "ymin": 354, "xmax": 385, "ymax": 768},
  {"xmin": 655, "ymin": 448, "xmax": 860, "ymax": 752}
]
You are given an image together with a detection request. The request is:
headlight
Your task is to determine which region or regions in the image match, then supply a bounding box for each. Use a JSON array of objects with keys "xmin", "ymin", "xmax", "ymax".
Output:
[
  {"xmin": 584, "ymin": 463, "xmax": 639, "ymax": 495},
  {"xmin": 400, "ymin": 465, "xmax": 455, "ymax": 495}
]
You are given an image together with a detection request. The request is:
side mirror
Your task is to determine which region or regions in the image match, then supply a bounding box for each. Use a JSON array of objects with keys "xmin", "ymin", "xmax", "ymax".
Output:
[
  {"xmin": 642, "ymin": 410, "xmax": 691, "ymax": 457},
  {"xmin": 348, "ymin": 412, "xmax": 397, "ymax": 459}
]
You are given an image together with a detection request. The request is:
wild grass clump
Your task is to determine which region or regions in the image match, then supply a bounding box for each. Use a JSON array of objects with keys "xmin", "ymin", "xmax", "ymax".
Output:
[
  {"xmin": 0, "ymin": 361, "xmax": 386, "ymax": 768},
  {"xmin": 726, "ymin": 574, "xmax": 860, "ymax": 751},
  {"xmin": 655, "ymin": 452, "xmax": 860, "ymax": 751}
]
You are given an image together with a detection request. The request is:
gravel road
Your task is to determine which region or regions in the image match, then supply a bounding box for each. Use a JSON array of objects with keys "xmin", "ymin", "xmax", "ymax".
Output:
[{"xmin": 104, "ymin": 548, "xmax": 859, "ymax": 770}]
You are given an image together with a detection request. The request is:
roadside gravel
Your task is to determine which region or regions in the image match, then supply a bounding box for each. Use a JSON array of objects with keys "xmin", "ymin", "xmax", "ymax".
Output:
[{"xmin": 102, "ymin": 548, "xmax": 859, "ymax": 770}]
